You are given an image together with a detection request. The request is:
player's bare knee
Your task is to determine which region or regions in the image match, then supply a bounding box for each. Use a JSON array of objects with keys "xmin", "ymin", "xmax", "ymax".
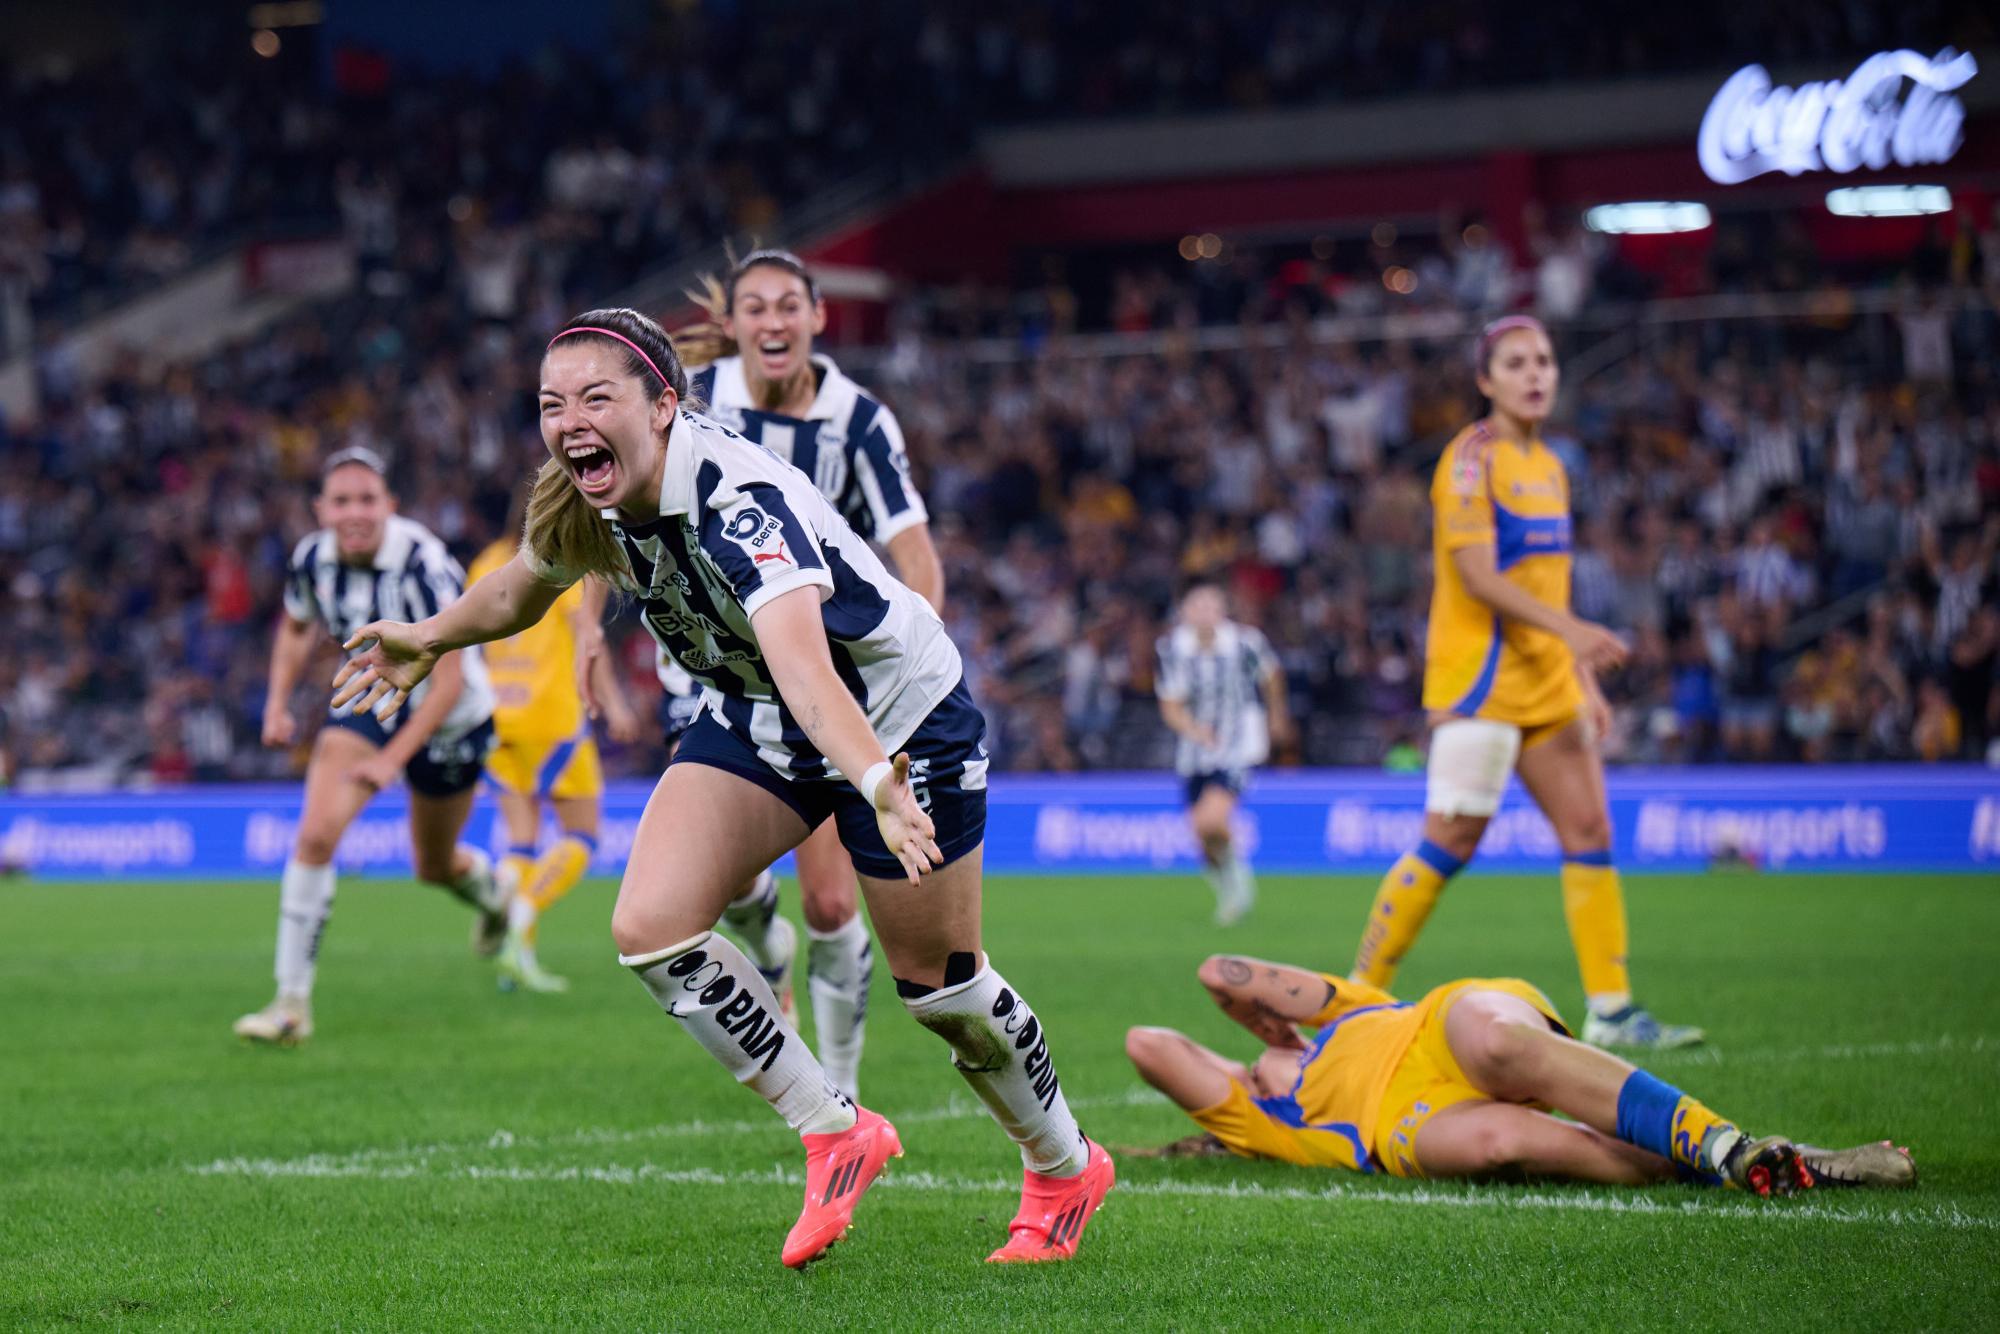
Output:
[
  {"xmin": 608, "ymin": 903, "xmax": 659, "ymax": 958},
  {"xmin": 1561, "ymin": 810, "xmax": 1612, "ymax": 853},
  {"xmin": 1468, "ymin": 1015, "xmax": 1544, "ymax": 1086},
  {"xmin": 1470, "ymin": 1119, "xmax": 1532, "ymax": 1175},
  {"xmin": 799, "ymin": 881, "xmax": 853, "ymax": 933},
  {"xmin": 1124, "ymin": 1025, "xmax": 1171, "ymax": 1070}
]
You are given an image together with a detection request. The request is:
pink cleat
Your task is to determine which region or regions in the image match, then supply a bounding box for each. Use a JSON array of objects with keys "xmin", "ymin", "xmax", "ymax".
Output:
[
  {"xmin": 781, "ymin": 1106, "xmax": 902, "ymax": 1269},
  {"xmin": 986, "ymin": 1139, "xmax": 1116, "ymax": 1263}
]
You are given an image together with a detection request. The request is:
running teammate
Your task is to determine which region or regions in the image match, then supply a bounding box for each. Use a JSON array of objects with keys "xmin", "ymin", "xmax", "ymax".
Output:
[
  {"xmin": 1348, "ymin": 316, "xmax": 1700, "ymax": 1050},
  {"xmin": 332, "ymin": 308, "xmax": 1111, "ymax": 1267},
  {"xmin": 468, "ymin": 490, "xmax": 641, "ymax": 995},
  {"xmin": 1156, "ymin": 582, "xmax": 1292, "ymax": 924},
  {"xmin": 1127, "ymin": 953, "xmax": 1915, "ymax": 1190},
  {"xmin": 665, "ymin": 247, "xmax": 943, "ymax": 1099},
  {"xmin": 235, "ymin": 446, "xmax": 508, "ymax": 1045}
]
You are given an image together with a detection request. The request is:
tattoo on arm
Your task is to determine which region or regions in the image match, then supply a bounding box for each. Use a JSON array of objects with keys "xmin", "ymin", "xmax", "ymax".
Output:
[{"xmin": 1219, "ymin": 958, "xmax": 1251, "ymax": 986}]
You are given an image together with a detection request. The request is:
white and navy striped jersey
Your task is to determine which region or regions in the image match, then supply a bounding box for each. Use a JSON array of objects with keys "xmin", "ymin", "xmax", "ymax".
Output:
[
  {"xmin": 284, "ymin": 514, "xmax": 494, "ymax": 739},
  {"xmin": 691, "ymin": 353, "xmax": 928, "ymax": 544},
  {"xmin": 532, "ymin": 410, "xmax": 960, "ymax": 781},
  {"xmin": 1156, "ymin": 620, "xmax": 1279, "ymax": 775}
]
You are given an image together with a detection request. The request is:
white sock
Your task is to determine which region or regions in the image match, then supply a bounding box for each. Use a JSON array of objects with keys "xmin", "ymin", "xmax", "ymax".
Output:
[
  {"xmin": 274, "ymin": 857, "xmax": 337, "ymax": 999},
  {"xmin": 445, "ymin": 845, "xmax": 503, "ymax": 912},
  {"xmin": 507, "ymin": 894, "xmax": 538, "ymax": 934},
  {"xmin": 719, "ymin": 869, "xmax": 783, "ymax": 969},
  {"xmin": 1229, "ymin": 853, "xmax": 1257, "ymax": 902},
  {"xmin": 807, "ymin": 914, "xmax": 872, "ymax": 1100},
  {"xmin": 1201, "ymin": 861, "xmax": 1228, "ymax": 906},
  {"xmin": 624, "ymin": 930, "xmax": 854, "ymax": 1136},
  {"xmin": 902, "ymin": 960, "xmax": 1087, "ymax": 1177}
]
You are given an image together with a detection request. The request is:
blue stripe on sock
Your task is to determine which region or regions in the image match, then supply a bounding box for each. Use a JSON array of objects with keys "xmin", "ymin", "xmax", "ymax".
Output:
[
  {"xmin": 1566, "ymin": 848, "xmax": 1614, "ymax": 867},
  {"xmin": 507, "ymin": 843, "xmax": 537, "ymax": 859},
  {"xmin": 1614, "ymin": 1070, "xmax": 1684, "ymax": 1159},
  {"xmin": 1413, "ymin": 839, "xmax": 1465, "ymax": 879},
  {"xmin": 569, "ymin": 831, "xmax": 599, "ymax": 854}
]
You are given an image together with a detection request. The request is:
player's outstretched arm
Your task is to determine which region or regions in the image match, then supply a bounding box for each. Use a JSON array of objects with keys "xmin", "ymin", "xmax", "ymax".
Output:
[
  {"xmin": 1196, "ymin": 955, "xmax": 1333, "ymax": 1051},
  {"xmin": 333, "ymin": 551, "xmax": 568, "ymax": 721},
  {"xmin": 752, "ymin": 584, "xmax": 943, "ymax": 884},
  {"xmin": 262, "ymin": 614, "xmax": 319, "ymax": 747}
]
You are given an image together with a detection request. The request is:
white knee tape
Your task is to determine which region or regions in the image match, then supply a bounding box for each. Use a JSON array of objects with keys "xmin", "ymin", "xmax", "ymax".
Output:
[{"xmin": 1425, "ymin": 718, "xmax": 1522, "ymax": 817}]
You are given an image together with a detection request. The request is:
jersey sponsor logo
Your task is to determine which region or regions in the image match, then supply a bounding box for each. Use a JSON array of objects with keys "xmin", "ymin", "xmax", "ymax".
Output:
[{"xmin": 725, "ymin": 507, "xmax": 794, "ymax": 570}]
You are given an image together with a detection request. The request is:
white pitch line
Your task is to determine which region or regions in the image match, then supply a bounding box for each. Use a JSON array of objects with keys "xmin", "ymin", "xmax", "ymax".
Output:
[
  {"xmin": 184, "ymin": 1088, "xmax": 1170, "ymax": 1178},
  {"xmin": 185, "ymin": 1155, "xmax": 1994, "ymax": 1233}
]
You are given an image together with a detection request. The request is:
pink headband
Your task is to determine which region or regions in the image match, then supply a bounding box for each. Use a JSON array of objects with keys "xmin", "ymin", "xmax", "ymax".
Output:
[
  {"xmin": 548, "ymin": 326, "xmax": 672, "ymax": 391},
  {"xmin": 1474, "ymin": 314, "xmax": 1548, "ymax": 370}
]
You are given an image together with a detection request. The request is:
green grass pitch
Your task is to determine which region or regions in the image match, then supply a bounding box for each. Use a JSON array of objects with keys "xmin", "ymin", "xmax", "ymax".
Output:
[{"xmin": 4, "ymin": 869, "xmax": 1997, "ymax": 1330}]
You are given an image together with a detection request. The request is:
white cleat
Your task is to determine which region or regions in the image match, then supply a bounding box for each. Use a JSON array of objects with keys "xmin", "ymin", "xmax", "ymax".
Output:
[
  {"xmin": 1797, "ymin": 1141, "xmax": 1917, "ymax": 1188},
  {"xmin": 496, "ymin": 934, "xmax": 570, "ymax": 994},
  {"xmin": 1214, "ymin": 876, "xmax": 1255, "ymax": 927},
  {"xmin": 233, "ymin": 995, "xmax": 313, "ymax": 1046},
  {"xmin": 1582, "ymin": 1004, "xmax": 1705, "ymax": 1050}
]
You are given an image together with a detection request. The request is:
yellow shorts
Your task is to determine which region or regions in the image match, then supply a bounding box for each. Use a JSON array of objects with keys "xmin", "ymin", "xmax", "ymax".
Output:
[
  {"xmin": 485, "ymin": 731, "xmax": 602, "ymax": 802},
  {"xmin": 1519, "ymin": 713, "xmax": 1579, "ymax": 751},
  {"xmin": 1374, "ymin": 978, "xmax": 1567, "ymax": 1178}
]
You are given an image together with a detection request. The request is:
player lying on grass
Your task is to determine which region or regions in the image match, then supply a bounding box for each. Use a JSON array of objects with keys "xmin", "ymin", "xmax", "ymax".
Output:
[{"xmin": 1126, "ymin": 955, "xmax": 1915, "ymax": 1193}]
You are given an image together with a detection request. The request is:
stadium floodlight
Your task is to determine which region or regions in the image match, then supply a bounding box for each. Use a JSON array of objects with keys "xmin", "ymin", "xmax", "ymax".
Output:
[
  {"xmin": 1583, "ymin": 202, "xmax": 1713, "ymax": 235},
  {"xmin": 1825, "ymin": 185, "xmax": 1952, "ymax": 217}
]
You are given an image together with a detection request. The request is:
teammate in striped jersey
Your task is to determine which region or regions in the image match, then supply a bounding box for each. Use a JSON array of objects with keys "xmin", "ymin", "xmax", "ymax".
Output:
[
  {"xmin": 659, "ymin": 248, "xmax": 943, "ymax": 1100},
  {"xmin": 233, "ymin": 447, "xmax": 508, "ymax": 1046},
  {"xmin": 1346, "ymin": 317, "xmax": 1700, "ymax": 1050},
  {"xmin": 333, "ymin": 308, "xmax": 1111, "ymax": 1268},
  {"xmin": 1156, "ymin": 583, "xmax": 1292, "ymax": 925}
]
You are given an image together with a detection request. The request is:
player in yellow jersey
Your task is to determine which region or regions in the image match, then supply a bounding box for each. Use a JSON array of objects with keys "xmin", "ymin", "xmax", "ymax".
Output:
[
  {"xmin": 1348, "ymin": 316, "xmax": 1701, "ymax": 1049},
  {"xmin": 469, "ymin": 493, "xmax": 640, "ymax": 993},
  {"xmin": 1126, "ymin": 953, "xmax": 1914, "ymax": 1191}
]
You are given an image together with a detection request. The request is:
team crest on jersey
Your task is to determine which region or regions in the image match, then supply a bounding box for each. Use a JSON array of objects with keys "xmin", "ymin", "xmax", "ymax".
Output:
[
  {"xmin": 725, "ymin": 507, "xmax": 793, "ymax": 569},
  {"xmin": 1450, "ymin": 447, "xmax": 1485, "ymax": 495}
]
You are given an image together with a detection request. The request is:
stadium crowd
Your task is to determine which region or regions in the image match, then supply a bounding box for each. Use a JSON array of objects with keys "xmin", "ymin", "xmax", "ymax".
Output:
[{"xmin": 3, "ymin": 9, "xmax": 1998, "ymax": 787}]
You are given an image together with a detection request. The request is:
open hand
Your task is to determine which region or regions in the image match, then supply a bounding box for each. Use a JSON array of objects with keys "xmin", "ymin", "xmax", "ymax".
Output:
[
  {"xmin": 872, "ymin": 753, "xmax": 944, "ymax": 885},
  {"xmin": 332, "ymin": 620, "xmax": 439, "ymax": 722},
  {"xmin": 1563, "ymin": 619, "xmax": 1630, "ymax": 673}
]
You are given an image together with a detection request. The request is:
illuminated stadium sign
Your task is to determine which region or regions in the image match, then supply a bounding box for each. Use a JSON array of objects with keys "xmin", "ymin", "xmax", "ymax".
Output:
[{"xmin": 1698, "ymin": 49, "xmax": 1978, "ymax": 184}]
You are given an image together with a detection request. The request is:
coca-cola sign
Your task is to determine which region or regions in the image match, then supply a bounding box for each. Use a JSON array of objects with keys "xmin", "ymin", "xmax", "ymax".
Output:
[{"xmin": 1697, "ymin": 49, "xmax": 1977, "ymax": 184}]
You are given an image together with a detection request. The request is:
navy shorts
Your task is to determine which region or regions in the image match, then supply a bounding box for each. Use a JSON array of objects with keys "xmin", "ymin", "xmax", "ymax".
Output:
[
  {"xmin": 324, "ymin": 710, "xmax": 497, "ymax": 797},
  {"xmin": 659, "ymin": 690, "xmax": 704, "ymax": 751},
  {"xmin": 668, "ymin": 679, "xmax": 989, "ymax": 880},
  {"xmin": 1184, "ymin": 768, "xmax": 1246, "ymax": 806}
]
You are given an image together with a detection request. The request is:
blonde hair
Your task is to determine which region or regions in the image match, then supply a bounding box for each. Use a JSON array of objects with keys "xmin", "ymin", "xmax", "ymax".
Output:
[{"xmin": 525, "ymin": 306, "xmax": 688, "ymax": 589}]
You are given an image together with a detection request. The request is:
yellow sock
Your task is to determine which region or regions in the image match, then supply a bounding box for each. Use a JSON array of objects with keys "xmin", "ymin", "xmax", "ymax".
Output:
[
  {"xmin": 520, "ymin": 834, "xmax": 596, "ymax": 944},
  {"xmin": 1671, "ymin": 1094, "xmax": 1738, "ymax": 1175},
  {"xmin": 1350, "ymin": 840, "xmax": 1463, "ymax": 988},
  {"xmin": 1561, "ymin": 854, "xmax": 1631, "ymax": 1008}
]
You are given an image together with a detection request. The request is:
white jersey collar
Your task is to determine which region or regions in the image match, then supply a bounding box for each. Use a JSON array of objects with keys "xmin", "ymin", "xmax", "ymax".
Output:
[{"xmin": 706, "ymin": 353, "xmax": 858, "ymax": 425}]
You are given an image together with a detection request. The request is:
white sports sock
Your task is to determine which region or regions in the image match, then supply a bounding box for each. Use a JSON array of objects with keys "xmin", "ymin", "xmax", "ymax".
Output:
[
  {"xmin": 902, "ymin": 961, "xmax": 1087, "ymax": 1177},
  {"xmin": 507, "ymin": 894, "xmax": 538, "ymax": 934},
  {"xmin": 445, "ymin": 846, "xmax": 504, "ymax": 912},
  {"xmin": 1229, "ymin": 853, "xmax": 1257, "ymax": 902},
  {"xmin": 274, "ymin": 857, "xmax": 337, "ymax": 999},
  {"xmin": 624, "ymin": 930, "xmax": 854, "ymax": 1136},
  {"xmin": 806, "ymin": 914, "xmax": 872, "ymax": 1100},
  {"xmin": 719, "ymin": 869, "xmax": 783, "ymax": 969}
]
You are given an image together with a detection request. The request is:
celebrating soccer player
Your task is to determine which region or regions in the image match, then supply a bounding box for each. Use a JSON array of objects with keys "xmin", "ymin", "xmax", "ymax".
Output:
[
  {"xmin": 330, "ymin": 308, "xmax": 1112, "ymax": 1267},
  {"xmin": 234, "ymin": 447, "xmax": 509, "ymax": 1045},
  {"xmin": 1155, "ymin": 581, "xmax": 1293, "ymax": 924},
  {"xmin": 1127, "ymin": 953, "xmax": 1914, "ymax": 1191},
  {"xmin": 653, "ymin": 248, "xmax": 944, "ymax": 1100},
  {"xmin": 467, "ymin": 489, "xmax": 642, "ymax": 994},
  {"xmin": 1348, "ymin": 316, "xmax": 1700, "ymax": 1049}
]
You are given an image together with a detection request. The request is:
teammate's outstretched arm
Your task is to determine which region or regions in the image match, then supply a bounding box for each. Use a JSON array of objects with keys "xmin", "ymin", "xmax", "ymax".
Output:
[
  {"xmin": 333, "ymin": 550, "xmax": 568, "ymax": 719},
  {"xmin": 1196, "ymin": 955, "xmax": 1335, "ymax": 1050}
]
